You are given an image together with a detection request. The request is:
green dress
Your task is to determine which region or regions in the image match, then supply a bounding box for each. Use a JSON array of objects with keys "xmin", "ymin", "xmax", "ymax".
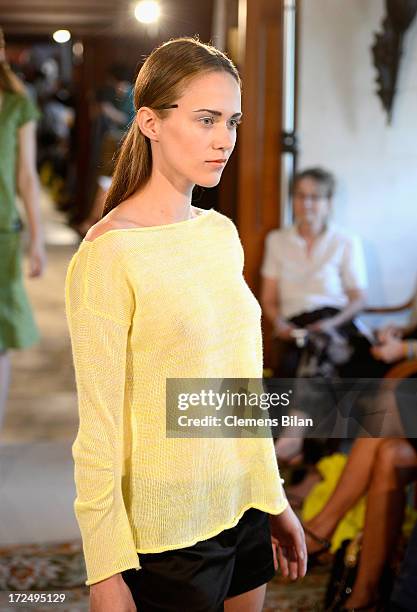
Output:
[{"xmin": 0, "ymin": 90, "xmax": 41, "ymax": 350}]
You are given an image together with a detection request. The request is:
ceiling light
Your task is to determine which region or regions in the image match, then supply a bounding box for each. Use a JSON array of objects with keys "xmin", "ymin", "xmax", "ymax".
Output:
[
  {"xmin": 134, "ymin": 1, "xmax": 161, "ymax": 24},
  {"xmin": 53, "ymin": 30, "xmax": 71, "ymax": 44}
]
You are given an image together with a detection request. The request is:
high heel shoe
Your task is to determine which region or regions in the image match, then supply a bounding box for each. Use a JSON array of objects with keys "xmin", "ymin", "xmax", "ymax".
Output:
[{"xmin": 303, "ymin": 525, "xmax": 332, "ymax": 563}]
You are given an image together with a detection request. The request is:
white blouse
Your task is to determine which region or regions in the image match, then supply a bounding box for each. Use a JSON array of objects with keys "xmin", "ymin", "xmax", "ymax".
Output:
[{"xmin": 260, "ymin": 224, "xmax": 367, "ymax": 319}]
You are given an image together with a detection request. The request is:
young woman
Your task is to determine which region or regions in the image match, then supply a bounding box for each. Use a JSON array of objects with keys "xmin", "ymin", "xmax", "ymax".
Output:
[
  {"xmin": 0, "ymin": 28, "xmax": 46, "ymax": 429},
  {"xmin": 65, "ymin": 37, "xmax": 306, "ymax": 612}
]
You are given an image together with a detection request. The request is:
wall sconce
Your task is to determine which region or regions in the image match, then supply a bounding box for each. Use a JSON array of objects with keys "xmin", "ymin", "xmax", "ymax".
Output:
[{"xmin": 372, "ymin": 0, "xmax": 417, "ymax": 123}]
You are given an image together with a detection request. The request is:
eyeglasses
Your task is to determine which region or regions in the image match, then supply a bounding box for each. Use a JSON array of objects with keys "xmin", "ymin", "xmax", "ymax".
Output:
[{"xmin": 293, "ymin": 192, "xmax": 329, "ymax": 202}]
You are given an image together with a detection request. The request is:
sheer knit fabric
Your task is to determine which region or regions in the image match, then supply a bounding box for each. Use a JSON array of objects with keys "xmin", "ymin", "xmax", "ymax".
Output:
[{"xmin": 65, "ymin": 208, "xmax": 288, "ymax": 586}]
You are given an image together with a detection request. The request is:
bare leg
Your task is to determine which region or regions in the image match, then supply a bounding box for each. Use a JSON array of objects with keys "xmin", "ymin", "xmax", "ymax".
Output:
[
  {"xmin": 305, "ymin": 438, "xmax": 386, "ymax": 552},
  {"xmin": 224, "ymin": 583, "xmax": 267, "ymax": 612},
  {"xmin": 344, "ymin": 438, "xmax": 417, "ymax": 609},
  {"xmin": 0, "ymin": 350, "xmax": 11, "ymax": 431},
  {"xmin": 274, "ymin": 436, "xmax": 304, "ymax": 464},
  {"xmin": 368, "ymin": 385, "xmax": 406, "ymax": 438}
]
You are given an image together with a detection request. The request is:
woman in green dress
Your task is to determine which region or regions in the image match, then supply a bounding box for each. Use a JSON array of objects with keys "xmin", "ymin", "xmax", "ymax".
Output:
[{"xmin": 0, "ymin": 29, "xmax": 46, "ymax": 428}]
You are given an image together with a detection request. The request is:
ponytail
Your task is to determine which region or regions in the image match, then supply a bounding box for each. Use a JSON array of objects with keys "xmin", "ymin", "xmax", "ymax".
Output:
[{"xmin": 102, "ymin": 120, "xmax": 152, "ymax": 217}]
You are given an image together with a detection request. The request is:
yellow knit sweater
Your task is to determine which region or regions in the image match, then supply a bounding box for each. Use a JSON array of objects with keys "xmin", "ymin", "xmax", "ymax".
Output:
[{"xmin": 65, "ymin": 207, "xmax": 288, "ymax": 586}]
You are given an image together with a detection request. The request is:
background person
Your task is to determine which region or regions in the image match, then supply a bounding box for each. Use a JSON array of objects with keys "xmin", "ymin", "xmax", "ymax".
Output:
[
  {"xmin": 260, "ymin": 167, "xmax": 369, "ymax": 464},
  {"xmin": 0, "ymin": 28, "xmax": 46, "ymax": 430},
  {"xmin": 260, "ymin": 166, "xmax": 368, "ymax": 379}
]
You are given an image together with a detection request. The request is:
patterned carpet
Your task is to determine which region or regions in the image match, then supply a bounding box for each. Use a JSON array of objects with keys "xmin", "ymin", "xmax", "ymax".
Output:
[{"xmin": 0, "ymin": 540, "xmax": 329, "ymax": 611}]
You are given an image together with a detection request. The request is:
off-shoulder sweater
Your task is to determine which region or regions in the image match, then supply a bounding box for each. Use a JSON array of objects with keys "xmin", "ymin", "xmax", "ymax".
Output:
[{"xmin": 64, "ymin": 206, "xmax": 288, "ymax": 586}]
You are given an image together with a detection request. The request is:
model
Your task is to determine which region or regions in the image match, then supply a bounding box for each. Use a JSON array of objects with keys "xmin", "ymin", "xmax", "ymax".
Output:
[
  {"xmin": 65, "ymin": 37, "xmax": 306, "ymax": 612},
  {"xmin": 0, "ymin": 28, "xmax": 46, "ymax": 429}
]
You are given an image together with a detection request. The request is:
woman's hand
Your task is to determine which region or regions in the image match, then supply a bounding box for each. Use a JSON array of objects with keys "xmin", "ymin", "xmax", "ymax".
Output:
[
  {"xmin": 273, "ymin": 318, "xmax": 298, "ymax": 341},
  {"xmin": 27, "ymin": 239, "xmax": 47, "ymax": 277},
  {"xmin": 90, "ymin": 573, "xmax": 137, "ymax": 612},
  {"xmin": 371, "ymin": 337, "xmax": 407, "ymax": 363},
  {"xmin": 306, "ymin": 317, "xmax": 336, "ymax": 333},
  {"xmin": 376, "ymin": 324, "xmax": 403, "ymax": 344},
  {"xmin": 269, "ymin": 505, "xmax": 307, "ymax": 580},
  {"xmin": 271, "ymin": 535, "xmax": 279, "ymax": 571}
]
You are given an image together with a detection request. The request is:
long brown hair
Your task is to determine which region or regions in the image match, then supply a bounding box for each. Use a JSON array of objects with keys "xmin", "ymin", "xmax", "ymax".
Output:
[
  {"xmin": 0, "ymin": 27, "xmax": 26, "ymax": 95},
  {"xmin": 102, "ymin": 36, "xmax": 241, "ymax": 217}
]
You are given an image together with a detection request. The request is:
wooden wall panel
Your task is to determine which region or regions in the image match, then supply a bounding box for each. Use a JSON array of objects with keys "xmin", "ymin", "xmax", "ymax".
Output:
[
  {"xmin": 238, "ymin": 0, "xmax": 283, "ymax": 290},
  {"xmin": 237, "ymin": 0, "xmax": 284, "ymax": 368}
]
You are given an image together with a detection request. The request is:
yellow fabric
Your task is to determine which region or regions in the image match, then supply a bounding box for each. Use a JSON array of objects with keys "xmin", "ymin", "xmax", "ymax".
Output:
[
  {"xmin": 65, "ymin": 208, "xmax": 288, "ymax": 586},
  {"xmin": 301, "ymin": 453, "xmax": 417, "ymax": 553}
]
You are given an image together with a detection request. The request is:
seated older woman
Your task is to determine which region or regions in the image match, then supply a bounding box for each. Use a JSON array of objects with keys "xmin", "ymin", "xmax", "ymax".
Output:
[
  {"xmin": 260, "ymin": 167, "xmax": 374, "ymax": 464},
  {"xmin": 260, "ymin": 167, "xmax": 369, "ymax": 380}
]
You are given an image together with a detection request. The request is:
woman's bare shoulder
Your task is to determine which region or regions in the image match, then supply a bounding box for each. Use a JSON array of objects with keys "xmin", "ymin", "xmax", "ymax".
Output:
[{"xmin": 84, "ymin": 213, "xmax": 141, "ymax": 243}]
